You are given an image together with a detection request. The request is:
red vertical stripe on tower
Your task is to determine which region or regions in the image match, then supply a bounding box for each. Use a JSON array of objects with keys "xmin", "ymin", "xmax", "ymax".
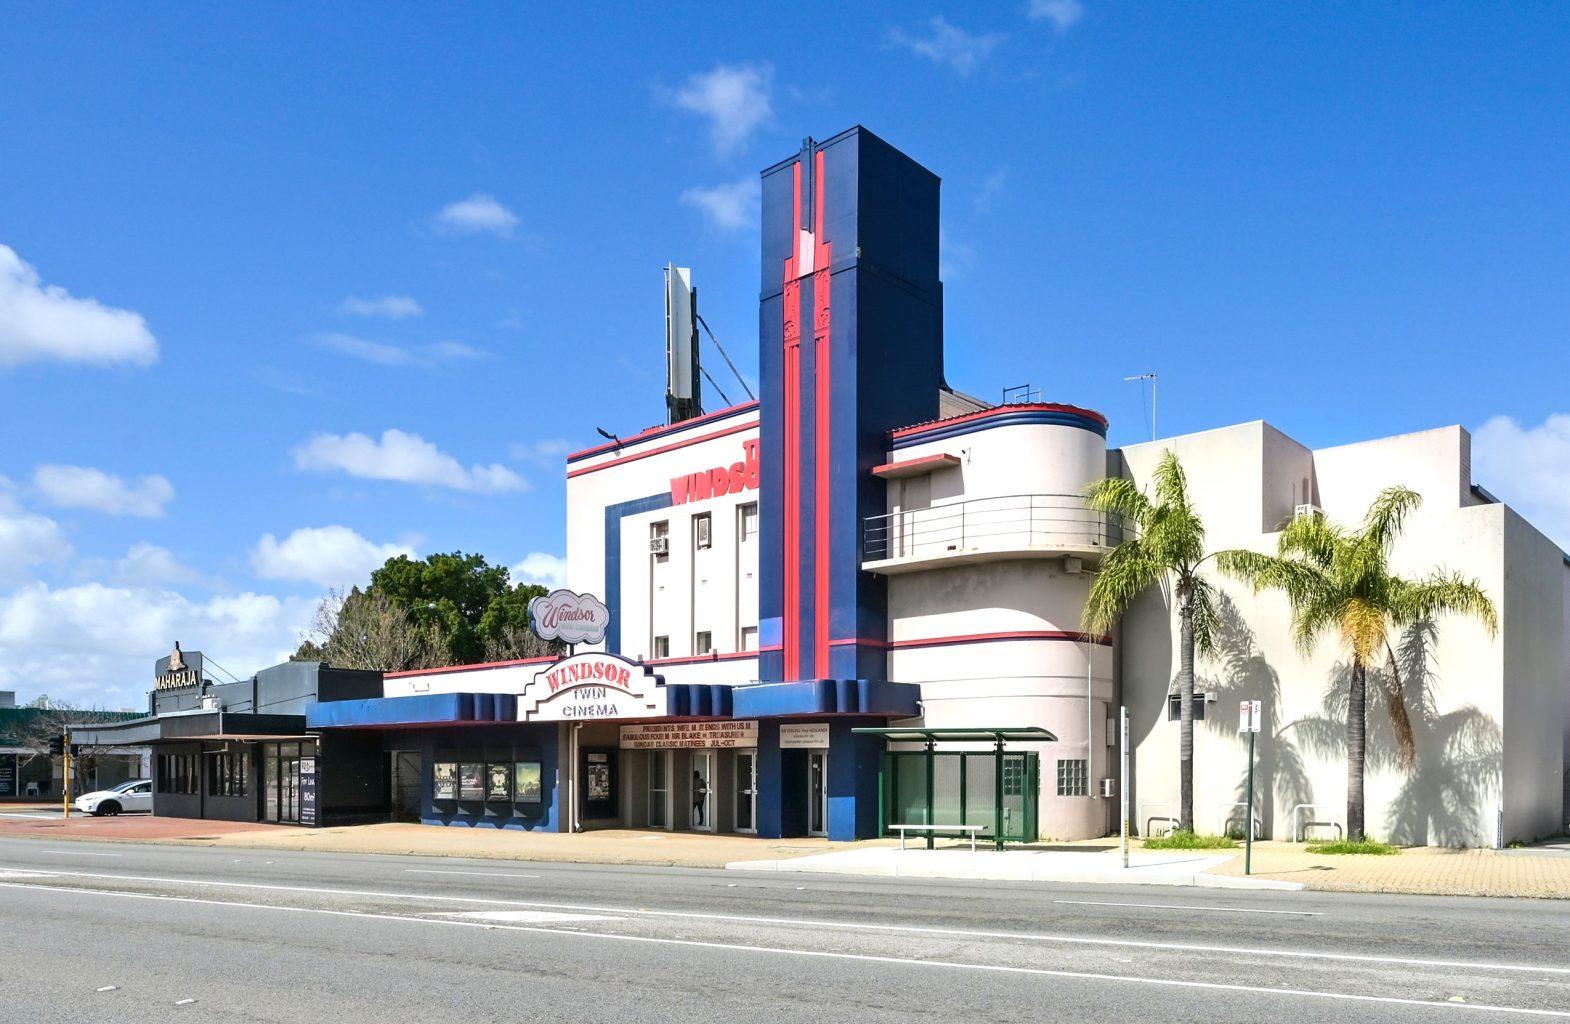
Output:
[
  {"xmin": 781, "ymin": 160, "xmax": 803, "ymax": 681},
  {"xmin": 811, "ymin": 149, "xmax": 832, "ymax": 678}
]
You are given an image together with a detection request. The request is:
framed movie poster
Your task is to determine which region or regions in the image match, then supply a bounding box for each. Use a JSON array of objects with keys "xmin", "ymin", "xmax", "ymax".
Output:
[
  {"xmin": 587, "ymin": 752, "xmax": 611, "ymax": 801},
  {"xmin": 486, "ymin": 762, "xmax": 511, "ymax": 801},
  {"xmin": 514, "ymin": 761, "xmax": 542, "ymax": 804},
  {"xmin": 433, "ymin": 762, "xmax": 458, "ymax": 801},
  {"xmin": 458, "ymin": 763, "xmax": 484, "ymax": 801}
]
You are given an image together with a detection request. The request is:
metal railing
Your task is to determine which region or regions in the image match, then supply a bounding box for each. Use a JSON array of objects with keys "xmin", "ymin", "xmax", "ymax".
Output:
[{"xmin": 864, "ymin": 493, "xmax": 1127, "ymax": 563}]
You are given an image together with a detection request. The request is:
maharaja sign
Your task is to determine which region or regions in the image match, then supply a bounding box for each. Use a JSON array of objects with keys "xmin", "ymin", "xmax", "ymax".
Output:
[
  {"xmin": 670, "ymin": 439, "xmax": 760, "ymax": 506},
  {"xmin": 155, "ymin": 642, "xmax": 203, "ymax": 691},
  {"xmin": 517, "ymin": 652, "xmax": 664, "ymax": 723}
]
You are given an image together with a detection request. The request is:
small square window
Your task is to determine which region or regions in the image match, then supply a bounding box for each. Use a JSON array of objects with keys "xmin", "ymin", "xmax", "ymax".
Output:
[
  {"xmin": 739, "ymin": 503, "xmax": 758, "ymax": 542},
  {"xmin": 694, "ymin": 513, "xmax": 712, "ymax": 550},
  {"xmin": 1167, "ymin": 694, "xmax": 1208, "ymax": 722},
  {"xmin": 653, "ymin": 635, "xmax": 670, "ymax": 659},
  {"xmin": 1056, "ymin": 758, "xmax": 1088, "ymax": 797},
  {"xmin": 740, "ymin": 625, "xmax": 758, "ymax": 652},
  {"xmin": 695, "ymin": 631, "xmax": 713, "ymax": 655}
]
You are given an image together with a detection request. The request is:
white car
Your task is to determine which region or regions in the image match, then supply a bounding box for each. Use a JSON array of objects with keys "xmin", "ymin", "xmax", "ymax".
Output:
[{"xmin": 75, "ymin": 779, "xmax": 152, "ymax": 816}]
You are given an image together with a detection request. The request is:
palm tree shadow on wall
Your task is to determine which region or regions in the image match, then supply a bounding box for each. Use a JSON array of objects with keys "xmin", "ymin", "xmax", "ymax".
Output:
[
  {"xmin": 1196, "ymin": 594, "xmax": 1312, "ymax": 839},
  {"xmin": 1283, "ymin": 621, "xmax": 1501, "ymax": 846}
]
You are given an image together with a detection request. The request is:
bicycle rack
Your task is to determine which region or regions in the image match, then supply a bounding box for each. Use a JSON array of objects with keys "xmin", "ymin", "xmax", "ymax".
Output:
[
  {"xmin": 1289, "ymin": 803, "xmax": 1345, "ymax": 843},
  {"xmin": 1137, "ymin": 801, "xmax": 1176, "ymax": 837},
  {"xmin": 1219, "ymin": 802, "xmax": 1263, "ymax": 841}
]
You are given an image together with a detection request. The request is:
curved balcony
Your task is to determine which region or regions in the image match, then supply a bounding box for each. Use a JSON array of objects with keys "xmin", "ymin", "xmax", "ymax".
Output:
[{"xmin": 862, "ymin": 494, "xmax": 1127, "ymax": 575}]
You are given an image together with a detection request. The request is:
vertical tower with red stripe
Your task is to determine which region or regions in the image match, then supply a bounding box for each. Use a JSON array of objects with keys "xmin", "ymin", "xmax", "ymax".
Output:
[{"xmin": 758, "ymin": 129, "xmax": 946, "ymax": 684}]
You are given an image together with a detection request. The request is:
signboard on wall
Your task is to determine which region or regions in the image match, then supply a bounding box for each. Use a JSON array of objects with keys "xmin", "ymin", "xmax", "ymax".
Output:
[
  {"xmin": 779, "ymin": 723, "xmax": 830, "ymax": 749},
  {"xmin": 518, "ymin": 652, "xmax": 663, "ymax": 722},
  {"xmin": 298, "ymin": 757, "xmax": 318, "ymax": 827},
  {"xmin": 619, "ymin": 720, "xmax": 759, "ymax": 750},
  {"xmin": 0, "ymin": 753, "xmax": 16, "ymax": 798},
  {"xmin": 528, "ymin": 589, "xmax": 610, "ymax": 646},
  {"xmin": 670, "ymin": 438, "xmax": 761, "ymax": 506}
]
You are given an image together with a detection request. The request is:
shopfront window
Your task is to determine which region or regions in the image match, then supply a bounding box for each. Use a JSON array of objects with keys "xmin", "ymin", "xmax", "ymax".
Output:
[
  {"xmin": 157, "ymin": 753, "xmax": 199, "ymax": 794},
  {"xmin": 206, "ymin": 749, "xmax": 249, "ymax": 797}
]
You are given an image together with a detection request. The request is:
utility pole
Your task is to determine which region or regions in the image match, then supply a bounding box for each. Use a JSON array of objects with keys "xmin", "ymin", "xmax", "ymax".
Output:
[{"xmin": 1120, "ymin": 705, "xmax": 1130, "ymax": 869}]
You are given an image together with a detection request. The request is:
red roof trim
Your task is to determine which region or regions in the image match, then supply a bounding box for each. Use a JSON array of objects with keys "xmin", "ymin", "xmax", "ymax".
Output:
[
  {"xmin": 565, "ymin": 420, "xmax": 758, "ymax": 480},
  {"xmin": 828, "ymin": 630, "xmax": 1112, "ymax": 649},
  {"xmin": 871, "ymin": 453, "xmax": 962, "ymax": 479},
  {"xmin": 891, "ymin": 402, "xmax": 1109, "ymax": 438},
  {"xmin": 385, "ymin": 655, "xmax": 557, "ymax": 679},
  {"xmin": 566, "ymin": 400, "xmax": 760, "ymax": 463},
  {"xmin": 642, "ymin": 650, "xmax": 760, "ymax": 667}
]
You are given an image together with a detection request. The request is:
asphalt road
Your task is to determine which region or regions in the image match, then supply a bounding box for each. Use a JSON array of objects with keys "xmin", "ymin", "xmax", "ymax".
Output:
[{"xmin": 3, "ymin": 837, "xmax": 1569, "ymax": 1023}]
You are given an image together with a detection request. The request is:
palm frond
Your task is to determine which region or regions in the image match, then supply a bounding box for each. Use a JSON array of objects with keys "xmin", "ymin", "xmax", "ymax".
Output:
[
  {"xmin": 1361, "ymin": 486, "xmax": 1422, "ymax": 554},
  {"xmin": 1276, "ymin": 512, "xmax": 1341, "ymax": 569},
  {"xmin": 1085, "ymin": 476, "xmax": 1151, "ymax": 524},
  {"xmin": 1392, "ymin": 572, "xmax": 1499, "ymax": 637},
  {"xmin": 1187, "ymin": 574, "xmax": 1220, "ymax": 659},
  {"xmin": 1216, "ymin": 548, "xmax": 1332, "ymax": 610},
  {"xmin": 1379, "ymin": 637, "xmax": 1416, "ymax": 768},
  {"xmin": 1083, "ymin": 539, "xmax": 1164, "ymax": 633}
]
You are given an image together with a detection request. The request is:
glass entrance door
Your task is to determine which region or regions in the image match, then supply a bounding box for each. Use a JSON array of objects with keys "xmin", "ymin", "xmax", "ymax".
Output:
[
  {"xmin": 807, "ymin": 750, "xmax": 828, "ymax": 836},
  {"xmin": 263, "ymin": 743, "xmax": 302, "ymax": 824},
  {"xmin": 734, "ymin": 751, "xmax": 756, "ymax": 834},
  {"xmin": 648, "ymin": 750, "xmax": 670, "ymax": 829},
  {"xmin": 690, "ymin": 752, "xmax": 714, "ymax": 832}
]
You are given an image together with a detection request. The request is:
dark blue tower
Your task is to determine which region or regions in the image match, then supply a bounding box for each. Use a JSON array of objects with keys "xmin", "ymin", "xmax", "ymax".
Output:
[{"xmin": 757, "ymin": 128, "xmax": 947, "ymax": 686}]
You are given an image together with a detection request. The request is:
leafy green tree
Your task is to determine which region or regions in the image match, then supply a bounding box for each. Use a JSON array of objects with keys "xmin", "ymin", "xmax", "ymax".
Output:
[
  {"xmin": 1084, "ymin": 450, "xmax": 1220, "ymax": 833},
  {"xmin": 371, "ymin": 552, "xmax": 512, "ymax": 664},
  {"xmin": 1218, "ymin": 487, "xmax": 1497, "ymax": 841}
]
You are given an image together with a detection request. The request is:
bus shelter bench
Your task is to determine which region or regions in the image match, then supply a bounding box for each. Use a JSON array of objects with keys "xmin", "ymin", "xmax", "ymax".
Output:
[{"xmin": 890, "ymin": 823, "xmax": 988, "ymax": 851}]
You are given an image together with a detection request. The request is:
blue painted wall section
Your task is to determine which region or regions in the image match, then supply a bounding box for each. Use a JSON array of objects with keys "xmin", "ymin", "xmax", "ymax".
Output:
[{"xmin": 758, "ymin": 127, "xmax": 947, "ymax": 687}]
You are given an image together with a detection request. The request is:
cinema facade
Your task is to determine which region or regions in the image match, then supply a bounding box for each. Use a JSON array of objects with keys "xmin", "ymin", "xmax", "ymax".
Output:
[{"xmin": 216, "ymin": 127, "xmax": 1570, "ymax": 846}]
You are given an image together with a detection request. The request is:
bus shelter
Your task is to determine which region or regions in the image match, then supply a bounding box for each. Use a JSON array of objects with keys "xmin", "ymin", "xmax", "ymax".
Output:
[{"xmin": 853, "ymin": 726, "xmax": 1056, "ymax": 851}]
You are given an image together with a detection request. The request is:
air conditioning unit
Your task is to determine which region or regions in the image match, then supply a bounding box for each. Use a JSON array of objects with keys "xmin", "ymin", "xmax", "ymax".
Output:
[
  {"xmin": 649, "ymin": 537, "xmax": 669, "ymax": 554},
  {"xmin": 1099, "ymin": 778, "xmax": 1117, "ymax": 798},
  {"xmin": 200, "ymin": 695, "xmax": 219, "ymax": 711},
  {"xmin": 1062, "ymin": 555, "xmax": 1083, "ymax": 575},
  {"xmin": 1294, "ymin": 503, "xmax": 1324, "ymax": 520}
]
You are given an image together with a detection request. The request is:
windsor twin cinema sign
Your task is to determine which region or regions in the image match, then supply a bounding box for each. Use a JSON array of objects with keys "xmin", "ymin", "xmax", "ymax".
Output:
[{"xmin": 516, "ymin": 652, "xmax": 664, "ymax": 723}]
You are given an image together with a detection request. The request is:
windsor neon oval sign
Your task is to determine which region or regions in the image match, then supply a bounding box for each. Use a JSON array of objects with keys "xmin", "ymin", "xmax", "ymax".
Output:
[
  {"xmin": 671, "ymin": 439, "xmax": 760, "ymax": 506},
  {"xmin": 528, "ymin": 589, "xmax": 610, "ymax": 645}
]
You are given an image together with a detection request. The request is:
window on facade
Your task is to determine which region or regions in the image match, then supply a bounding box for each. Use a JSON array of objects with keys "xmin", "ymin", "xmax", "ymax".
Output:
[
  {"xmin": 695, "ymin": 631, "xmax": 713, "ymax": 655},
  {"xmin": 739, "ymin": 503, "xmax": 758, "ymax": 542},
  {"xmin": 1166, "ymin": 694, "xmax": 1208, "ymax": 722},
  {"xmin": 740, "ymin": 625, "xmax": 758, "ymax": 652},
  {"xmin": 157, "ymin": 753, "xmax": 200, "ymax": 795},
  {"xmin": 693, "ymin": 513, "xmax": 712, "ymax": 550},
  {"xmin": 1056, "ymin": 758, "xmax": 1088, "ymax": 797},
  {"xmin": 651, "ymin": 521, "xmax": 670, "ymax": 562},
  {"xmin": 206, "ymin": 750, "xmax": 249, "ymax": 797},
  {"xmin": 653, "ymin": 635, "xmax": 670, "ymax": 658}
]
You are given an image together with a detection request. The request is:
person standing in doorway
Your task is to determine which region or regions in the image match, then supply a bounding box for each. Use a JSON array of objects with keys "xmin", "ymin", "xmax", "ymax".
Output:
[{"xmin": 691, "ymin": 768, "xmax": 708, "ymax": 826}]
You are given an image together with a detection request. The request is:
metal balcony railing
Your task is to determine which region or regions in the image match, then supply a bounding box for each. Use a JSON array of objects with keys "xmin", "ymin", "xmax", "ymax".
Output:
[{"xmin": 863, "ymin": 494, "xmax": 1127, "ymax": 563}]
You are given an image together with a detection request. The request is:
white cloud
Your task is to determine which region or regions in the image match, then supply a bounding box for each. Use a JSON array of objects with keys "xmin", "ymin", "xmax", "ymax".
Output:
[
  {"xmin": 432, "ymin": 193, "xmax": 519, "ymax": 237},
  {"xmin": 889, "ymin": 16, "xmax": 1005, "ymax": 76},
  {"xmin": 114, "ymin": 543, "xmax": 201, "ymax": 587},
  {"xmin": 974, "ymin": 166, "xmax": 1009, "ymax": 214},
  {"xmin": 673, "ymin": 64, "xmax": 773, "ymax": 155},
  {"xmin": 511, "ymin": 551, "xmax": 567, "ymax": 590},
  {"xmin": 313, "ymin": 333, "xmax": 489, "ymax": 369},
  {"xmin": 0, "ymin": 486, "xmax": 72, "ymax": 582},
  {"xmin": 510, "ymin": 438, "xmax": 573, "ymax": 466},
  {"xmin": 1473, "ymin": 414, "xmax": 1570, "ymax": 550},
  {"xmin": 0, "ymin": 244, "xmax": 159, "ymax": 368},
  {"xmin": 1027, "ymin": 0, "xmax": 1083, "ymax": 32},
  {"xmin": 681, "ymin": 178, "xmax": 762, "ymax": 231},
  {"xmin": 32, "ymin": 465, "xmax": 174, "ymax": 518},
  {"xmin": 251, "ymin": 525, "xmax": 415, "ymax": 589},
  {"xmin": 0, "ymin": 582, "xmax": 314, "ymax": 709},
  {"xmin": 340, "ymin": 295, "xmax": 423, "ymax": 319},
  {"xmin": 292, "ymin": 428, "xmax": 528, "ymax": 494}
]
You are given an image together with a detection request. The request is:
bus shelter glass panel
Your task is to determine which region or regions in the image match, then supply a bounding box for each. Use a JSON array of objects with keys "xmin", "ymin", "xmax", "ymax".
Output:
[{"xmin": 882, "ymin": 751, "xmax": 1038, "ymax": 843}]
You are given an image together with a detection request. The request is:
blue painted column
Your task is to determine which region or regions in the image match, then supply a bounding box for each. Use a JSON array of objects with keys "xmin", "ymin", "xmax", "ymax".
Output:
[
  {"xmin": 827, "ymin": 718, "xmax": 883, "ymax": 840},
  {"xmin": 754, "ymin": 720, "xmax": 785, "ymax": 838}
]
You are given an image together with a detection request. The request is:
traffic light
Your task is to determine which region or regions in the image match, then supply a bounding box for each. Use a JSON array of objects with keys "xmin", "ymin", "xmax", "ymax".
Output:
[{"xmin": 48, "ymin": 734, "xmax": 65, "ymax": 757}]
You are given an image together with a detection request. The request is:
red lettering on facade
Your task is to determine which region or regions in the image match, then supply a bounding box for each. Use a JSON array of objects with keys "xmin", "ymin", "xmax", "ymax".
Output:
[{"xmin": 669, "ymin": 442, "xmax": 762, "ymax": 506}]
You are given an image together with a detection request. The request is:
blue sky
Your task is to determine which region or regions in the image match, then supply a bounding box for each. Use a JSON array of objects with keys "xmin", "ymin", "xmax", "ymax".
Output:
[{"xmin": 2, "ymin": 3, "xmax": 1567, "ymax": 707}]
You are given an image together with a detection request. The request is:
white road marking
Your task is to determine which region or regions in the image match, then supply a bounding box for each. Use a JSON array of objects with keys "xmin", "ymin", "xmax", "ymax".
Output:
[
  {"xmin": 0, "ymin": 813, "xmax": 59, "ymax": 819},
  {"xmin": 96, "ymin": 986, "xmax": 117, "ymax": 992},
  {"xmin": 1, "ymin": 880, "xmax": 1566, "ymax": 1019},
  {"xmin": 434, "ymin": 910, "xmax": 618, "ymax": 923},
  {"xmin": 4, "ymin": 866, "xmax": 1567, "ymax": 978},
  {"xmin": 53, "ymin": 851, "xmax": 123, "ymax": 858},
  {"xmin": 403, "ymin": 869, "xmax": 541, "ymax": 880},
  {"xmin": 174, "ymin": 998, "xmax": 196, "ymax": 1006},
  {"xmin": 1054, "ymin": 899, "xmax": 1322, "ymax": 917}
]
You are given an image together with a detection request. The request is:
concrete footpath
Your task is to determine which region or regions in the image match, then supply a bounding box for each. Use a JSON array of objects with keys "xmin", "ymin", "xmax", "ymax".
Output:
[{"xmin": 5, "ymin": 808, "xmax": 1570, "ymax": 897}]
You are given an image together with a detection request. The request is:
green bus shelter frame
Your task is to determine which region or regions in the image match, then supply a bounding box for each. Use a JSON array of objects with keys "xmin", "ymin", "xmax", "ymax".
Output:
[{"xmin": 852, "ymin": 726, "xmax": 1057, "ymax": 851}]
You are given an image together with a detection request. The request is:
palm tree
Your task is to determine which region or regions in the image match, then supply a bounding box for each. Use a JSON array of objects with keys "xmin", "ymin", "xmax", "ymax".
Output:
[
  {"xmin": 1085, "ymin": 450, "xmax": 1220, "ymax": 833},
  {"xmin": 1217, "ymin": 487, "xmax": 1496, "ymax": 841}
]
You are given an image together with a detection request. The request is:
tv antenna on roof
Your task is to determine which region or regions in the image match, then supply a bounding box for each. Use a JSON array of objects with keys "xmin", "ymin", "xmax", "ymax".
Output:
[{"xmin": 1124, "ymin": 372, "xmax": 1158, "ymax": 441}]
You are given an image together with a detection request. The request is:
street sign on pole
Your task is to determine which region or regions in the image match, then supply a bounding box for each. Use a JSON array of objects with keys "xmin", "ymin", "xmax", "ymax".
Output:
[
  {"xmin": 1120, "ymin": 706, "xmax": 1130, "ymax": 870},
  {"xmin": 1238, "ymin": 700, "xmax": 1261, "ymax": 873}
]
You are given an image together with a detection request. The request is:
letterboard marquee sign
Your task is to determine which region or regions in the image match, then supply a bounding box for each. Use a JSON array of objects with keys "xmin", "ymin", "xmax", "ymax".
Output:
[
  {"xmin": 619, "ymin": 721, "xmax": 759, "ymax": 750},
  {"xmin": 517, "ymin": 652, "xmax": 664, "ymax": 722}
]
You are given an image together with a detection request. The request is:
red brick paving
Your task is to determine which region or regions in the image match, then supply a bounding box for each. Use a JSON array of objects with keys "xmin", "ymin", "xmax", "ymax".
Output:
[{"xmin": 0, "ymin": 813, "xmax": 294, "ymax": 841}]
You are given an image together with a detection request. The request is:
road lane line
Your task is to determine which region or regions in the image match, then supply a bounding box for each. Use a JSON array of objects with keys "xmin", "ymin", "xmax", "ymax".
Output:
[
  {"xmin": 1, "ymin": 880, "xmax": 1566, "ymax": 1019},
  {"xmin": 1054, "ymin": 899, "xmax": 1321, "ymax": 916},
  {"xmin": 5, "ymin": 866, "xmax": 1567, "ymax": 977},
  {"xmin": 53, "ymin": 851, "xmax": 123, "ymax": 858},
  {"xmin": 403, "ymin": 869, "xmax": 541, "ymax": 879}
]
